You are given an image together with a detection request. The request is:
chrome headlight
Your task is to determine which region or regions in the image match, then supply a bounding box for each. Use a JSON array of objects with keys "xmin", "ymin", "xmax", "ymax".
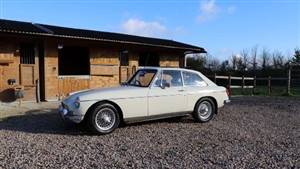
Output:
[{"xmin": 74, "ymin": 97, "xmax": 80, "ymax": 108}]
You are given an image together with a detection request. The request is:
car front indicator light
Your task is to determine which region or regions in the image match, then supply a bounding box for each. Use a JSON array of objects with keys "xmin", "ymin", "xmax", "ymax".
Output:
[{"xmin": 74, "ymin": 97, "xmax": 80, "ymax": 108}]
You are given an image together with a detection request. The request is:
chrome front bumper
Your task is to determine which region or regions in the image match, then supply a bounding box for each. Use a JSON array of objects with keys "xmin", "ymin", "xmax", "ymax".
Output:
[
  {"xmin": 58, "ymin": 103, "xmax": 84, "ymax": 123},
  {"xmin": 58, "ymin": 104, "xmax": 68, "ymax": 120}
]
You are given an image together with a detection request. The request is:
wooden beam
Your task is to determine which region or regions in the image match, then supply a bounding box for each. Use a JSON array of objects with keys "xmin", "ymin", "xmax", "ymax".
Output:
[{"xmin": 0, "ymin": 59, "xmax": 14, "ymax": 64}]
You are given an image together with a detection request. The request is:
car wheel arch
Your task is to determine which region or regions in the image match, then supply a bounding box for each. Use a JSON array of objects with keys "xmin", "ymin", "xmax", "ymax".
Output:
[
  {"xmin": 194, "ymin": 96, "xmax": 218, "ymax": 114},
  {"xmin": 85, "ymin": 100, "xmax": 125, "ymax": 124}
]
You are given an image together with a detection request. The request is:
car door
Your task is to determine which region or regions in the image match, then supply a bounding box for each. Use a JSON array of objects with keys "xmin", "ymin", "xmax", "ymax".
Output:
[
  {"xmin": 148, "ymin": 70, "xmax": 187, "ymax": 116},
  {"xmin": 182, "ymin": 71, "xmax": 208, "ymax": 111}
]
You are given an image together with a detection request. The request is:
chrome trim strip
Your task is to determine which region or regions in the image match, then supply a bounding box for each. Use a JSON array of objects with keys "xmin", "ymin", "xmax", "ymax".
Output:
[
  {"xmin": 78, "ymin": 90, "xmax": 224, "ymax": 102},
  {"xmin": 79, "ymin": 94, "xmax": 184, "ymax": 102},
  {"xmin": 124, "ymin": 111, "xmax": 191, "ymax": 124},
  {"xmin": 148, "ymin": 94, "xmax": 182, "ymax": 98}
]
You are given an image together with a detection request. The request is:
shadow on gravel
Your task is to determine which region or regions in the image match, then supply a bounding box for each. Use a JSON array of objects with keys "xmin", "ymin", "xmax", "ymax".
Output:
[
  {"xmin": 0, "ymin": 109, "xmax": 88, "ymax": 135},
  {"xmin": 123, "ymin": 115, "xmax": 196, "ymax": 128},
  {"xmin": 0, "ymin": 109, "xmax": 196, "ymax": 135}
]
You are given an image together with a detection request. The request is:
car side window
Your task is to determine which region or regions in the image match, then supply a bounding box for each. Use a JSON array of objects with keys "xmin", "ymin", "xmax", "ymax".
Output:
[
  {"xmin": 183, "ymin": 71, "xmax": 207, "ymax": 86},
  {"xmin": 153, "ymin": 71, "xmax": 162, "ymax": 87},
  {"xmin": 162, "ymin": 70, "xmax": 183, "ymax": 87}
]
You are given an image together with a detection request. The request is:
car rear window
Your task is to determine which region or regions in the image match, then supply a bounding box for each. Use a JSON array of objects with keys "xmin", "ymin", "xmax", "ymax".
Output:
[{"xmin": 183, "ymin": 71, "xmax": 207, "ymax": 86}]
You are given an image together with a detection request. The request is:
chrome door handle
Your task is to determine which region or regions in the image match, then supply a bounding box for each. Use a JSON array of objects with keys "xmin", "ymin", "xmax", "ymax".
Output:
[{"xmin": 178, "ymin": 89, "xmax": 185, "ymax": 92}]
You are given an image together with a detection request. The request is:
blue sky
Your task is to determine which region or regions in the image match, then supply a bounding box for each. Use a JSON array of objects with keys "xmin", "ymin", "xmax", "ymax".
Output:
[{"xmin": 0, "ymin": 0, "xmax": 299, "ymax": 60}]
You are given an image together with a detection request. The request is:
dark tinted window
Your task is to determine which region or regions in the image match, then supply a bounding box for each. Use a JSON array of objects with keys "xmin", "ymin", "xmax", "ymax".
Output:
[
  {"xmin": 120, "ymin": 51, "xmax": 129, "ymax": 66},
  {"xmin": 139, "ymin": 53, "xmax": 159, "ymax": 66},
  {"xmin": 20, "ymin": 43, "xmax": 35, "ymax": 64},
  {"xmin": 58, "ymin": 46, "xmax": 90, "ymax": 75}
]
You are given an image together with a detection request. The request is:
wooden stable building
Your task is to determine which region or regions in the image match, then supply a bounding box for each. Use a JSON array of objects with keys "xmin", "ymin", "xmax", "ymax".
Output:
[{"xmin": 0, "ymin": 19, "xmax": 205, "ymax": 102}]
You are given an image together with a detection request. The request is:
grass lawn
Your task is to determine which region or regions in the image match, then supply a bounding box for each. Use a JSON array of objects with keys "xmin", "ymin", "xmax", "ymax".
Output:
[{"xmin": 230, "ymin": 86, "xmax": 300, "ymax": 96}]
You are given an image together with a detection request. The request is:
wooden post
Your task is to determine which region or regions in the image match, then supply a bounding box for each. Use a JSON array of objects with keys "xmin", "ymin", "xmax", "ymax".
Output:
[
  {"xmin": 36, "ymin": 79, "xmax": 40, "ymax": 103},
  {"xmin": 228, "ymin": 74, "xmax": 231, "ymax": 96},
  {"xmin": 214, "ymin": 73, "xmax": 217, "ymax": 83},
  {"xmin": 126, "ymin": 66, "xmax": 130, "ymax": 81},
  {"xmin": 252, "ymin": 76, "xmax": 256, "ymax": 95},
  {"xmin": 287, "ymin": 66, "xmax": 291, "ymax": 95},
  {"xmin": 119, "ymin": 66, "xmax": 122, "ymax": 84},
  {"xmin": 242, "ymin": 75, "xmax": 245, "ymax": 94},
  {"xmin": 132, "ymin": 65, "xmax": 136, "ymax": 75},
  {"xmin": 268, "ymin": 76, "xmax": 271, "ymax": 95},
  {"xmin": 58, "ymin": 77, "xmax": 61, "ymax": 100}
]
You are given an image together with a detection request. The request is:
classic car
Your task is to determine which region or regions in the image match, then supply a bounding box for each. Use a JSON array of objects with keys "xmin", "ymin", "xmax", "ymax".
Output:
[{"xmin": 59, "ymin": 67, "xmax": 230, "ymax": 134}]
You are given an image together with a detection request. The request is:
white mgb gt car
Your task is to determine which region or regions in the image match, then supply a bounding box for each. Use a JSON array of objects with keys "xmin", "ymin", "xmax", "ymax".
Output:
[{"xmin": 59, "ymin": 67, "xmax": 230, "ymax": 134}]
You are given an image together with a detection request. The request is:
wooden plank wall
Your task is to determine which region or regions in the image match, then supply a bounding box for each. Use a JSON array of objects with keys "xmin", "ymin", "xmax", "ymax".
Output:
[{"xmin": 58, "ymin": 77, "xmax": 90, "ymax": 98}]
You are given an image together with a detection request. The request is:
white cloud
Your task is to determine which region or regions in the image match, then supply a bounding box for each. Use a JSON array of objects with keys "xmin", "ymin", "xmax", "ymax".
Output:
[
  {"xmin": 197, "ymin": 0, "xmax": 237, "ymax": 23},
  {"xmin": 121, "ymin": 18, "xmax": 167, "ymax": 37},
  {"xmin": 197, "ymin": 0, "xmax": 219, "ymax": 23}
]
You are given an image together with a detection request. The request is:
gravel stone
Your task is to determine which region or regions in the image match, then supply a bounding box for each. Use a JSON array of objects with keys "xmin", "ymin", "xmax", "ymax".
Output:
[{"xmin": 0, "ymin": 96, "xmax": 299, "ymax": 168}]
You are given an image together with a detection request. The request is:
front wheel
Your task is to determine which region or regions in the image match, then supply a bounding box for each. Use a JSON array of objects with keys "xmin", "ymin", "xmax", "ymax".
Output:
[
  {"xmin": 87, "ymin": 103, "xmax": 120, "ymax": 134},
  {"xmin": 193, "ymin": 98, "xmax": 216, "ymax": 123}
]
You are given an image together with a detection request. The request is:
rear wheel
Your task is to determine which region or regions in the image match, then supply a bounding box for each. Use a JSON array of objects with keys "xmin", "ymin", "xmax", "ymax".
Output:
[
  {"xmin": 193, "ymin": 98, "xmax": 216, "ymax": 122},
  {"xmin": 87, "ymin": 103, "xmax": 120, "ymax": 134}
]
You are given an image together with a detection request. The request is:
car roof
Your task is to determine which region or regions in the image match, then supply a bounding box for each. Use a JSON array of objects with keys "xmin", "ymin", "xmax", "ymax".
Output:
[
  {"xmin": 139, "ymin": 66, "xmax": 199, "ymax": 73},
  {"xmin": 138, "ymin": 66, "xmax": 217, "ymax": 86}
]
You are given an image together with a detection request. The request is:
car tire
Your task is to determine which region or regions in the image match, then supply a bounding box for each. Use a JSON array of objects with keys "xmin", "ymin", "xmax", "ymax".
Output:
[
  {"xmin": 193, "ymin": 98, "xmax": 216, "ymax": 123},
  {"xmin": 87, "ymin": 103, "xmax": 120, "ymax": 134}
]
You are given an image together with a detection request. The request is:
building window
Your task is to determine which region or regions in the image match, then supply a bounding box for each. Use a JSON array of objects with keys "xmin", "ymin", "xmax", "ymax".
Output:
[
  {"xmin": 139, "ymin": 52, "xmax": 159, "ymax": 66},
  {"xmin": 20, "ymin": 43, "xmax": 35, "ymax": 64},
  {"xmin": 120, "ymin": 50, "xmax": 129, "ymax": 66},
  {"xmin": 58, "ymin": 46, "xmax": 90, "ymax": 75}
]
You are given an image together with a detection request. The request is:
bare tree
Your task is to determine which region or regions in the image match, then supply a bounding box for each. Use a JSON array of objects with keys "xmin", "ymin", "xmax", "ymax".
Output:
[
  {"xmin": 220, "ymin": 60, "xmax": 229, "ymax": 72},
  {"xmin": 186, "ymin": 53, "xmax": 207, "ymax": 70},
  {"xmin": 240, "ymin": 49, "xmax": 249, "ymax": 71},
  {"xmin": 261, "ymin": 48, "xmax": 271, "ymax": 70},
  {"xmin": 230, "ymin": 54, "xmax": 238, "ymax": 70},
  {"xmin": 206, "ymin": 56, "xmax": 220, "ymax": 71},
  {"xmin": 236, "ymin": 56, "xmax": 244, "ymax": 71},
  {"xmin": 292, "ymin": 48, "xmax": 300, "ymax": 63},
  {"xmin": 251, "ymin": 45, "xmax": 258, "ymax": 71},
  {"xmin": 272, "ymin": 50, "xmax": 285, "ymax": 69}
]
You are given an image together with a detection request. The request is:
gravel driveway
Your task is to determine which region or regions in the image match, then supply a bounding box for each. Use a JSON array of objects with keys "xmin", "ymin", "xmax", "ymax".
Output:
[{"xmin": 0, "ymin": 96, "xmax": 299, "ymax": 169}]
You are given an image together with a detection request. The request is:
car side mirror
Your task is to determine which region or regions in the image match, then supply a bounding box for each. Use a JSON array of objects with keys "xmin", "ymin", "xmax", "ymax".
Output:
[
  {"xmin": 121, "ymin": 82, "xmax": 127, "ymax": 86},
  {"xmin": 161, "ymin": 82, "xmax": 170, "ymax": 89}
]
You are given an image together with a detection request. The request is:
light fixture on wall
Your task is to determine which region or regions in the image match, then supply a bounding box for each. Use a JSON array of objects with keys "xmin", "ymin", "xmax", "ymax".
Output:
[{"xmin": 58, "ymin": 44, "xmax": 63, "ymax": 50}]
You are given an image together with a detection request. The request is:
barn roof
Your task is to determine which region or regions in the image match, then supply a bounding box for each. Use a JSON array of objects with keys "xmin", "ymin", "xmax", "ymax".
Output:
[{"xmin": 0, "ymin": 19, "xmax": 205, "ymax": 52}]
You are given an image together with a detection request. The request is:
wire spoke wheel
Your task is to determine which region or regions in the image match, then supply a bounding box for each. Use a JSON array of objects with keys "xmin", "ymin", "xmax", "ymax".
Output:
[
  {"xmin": 197, "ymin": 101, "xmax": 212, "ymax": 120},
  {"xmin": 95, "ymin": 108, "xmax": 116, "ymax": 131}
]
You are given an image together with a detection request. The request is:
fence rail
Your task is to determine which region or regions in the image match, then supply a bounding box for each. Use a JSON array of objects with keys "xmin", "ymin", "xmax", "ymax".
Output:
[{"xmin": 212, "ymin": 73, "xmax": 295, "ymax": 96}]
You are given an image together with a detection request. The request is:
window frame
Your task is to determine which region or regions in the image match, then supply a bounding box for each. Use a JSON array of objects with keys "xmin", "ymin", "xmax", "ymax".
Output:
[
  {"xmin": 20, "ymin": 43, "xmax": 35, "ymax": 65},
  {"xmin": 182, "ymin": 71, "xmax": 207, "ymax": 87},
  {"xmin": 152, "ymin": 69, "xmax": 183, "ymax": 88},
  {"xmin": 58, "ymin": 46, "xmax": 90, "ymax": 76},
  {"xmin": 120, "ymin": 50, "xmax": 129, "ymax": 66},
  {"xmin": 127, "ymin": 69, "xmax": 158, "ymax": 88}
]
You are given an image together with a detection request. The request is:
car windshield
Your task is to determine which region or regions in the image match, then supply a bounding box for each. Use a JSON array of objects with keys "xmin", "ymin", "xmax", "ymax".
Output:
[{"xmin": 127, "ymin": 69, "xmax": 157, "ymax": 87}]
